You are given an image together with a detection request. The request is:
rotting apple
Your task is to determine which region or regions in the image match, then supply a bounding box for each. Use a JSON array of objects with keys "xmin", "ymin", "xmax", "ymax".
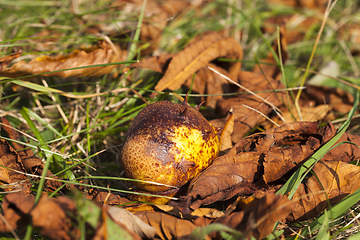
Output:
[{"xmin": 121, "ymin": 99, "xmax": 220, "ymax": 203}]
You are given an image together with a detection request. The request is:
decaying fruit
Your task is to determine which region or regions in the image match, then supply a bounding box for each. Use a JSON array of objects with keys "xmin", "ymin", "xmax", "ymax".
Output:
[{"xmin": 121, "ymin": 100, "xmax": 220, "ymax": 199}]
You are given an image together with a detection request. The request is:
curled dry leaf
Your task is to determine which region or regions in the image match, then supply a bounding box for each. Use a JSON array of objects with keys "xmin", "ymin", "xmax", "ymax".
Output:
[
  {"xmin": 220, "ymin": 109, "xmax": 234, "ymax": 151},
  {"xmin": 154, "ymin": 31, "xmax": 243, "ymax": 92},
  {"xmin": 131, "ymin": 31, "xmax": 242, "ymax": 108},
  {"xmin": 196, "ymin": 63, "xmax": 235, "ymax": 108},
  {"xmin": 288, "ymin": 161, "xmax": 360, "ymax": 222},
  {"xmin": 0, "ymin": 117, "xmax": 66, "ymax": 193},
  {"xmin": 0, "ymin": 192, "xmax": 79, "ymax": 240},
  {"xmin": 0, "ymin": 192, "xmax": 34, "ymax": 232},
  {"xmin": 0, "ymin": 50, "xmax": 22, "ymax": 72},
  {"xmin": 107, "ymin": 206, "xmax": 156, "ymax": 239},
  {"xmin": 214, "ymin": 71, "xmax": 286, "ymax": 143},
  {"xmin": 191, "ymin": 208, "xmax": 225, "ymax": 219},
  {"xmin": 281, "ymin": 104, "xmax": 331, "ymax": 123},
  {"xmin": 177, "ymin": 121, "xmax": 360, "ymax": 215},
  {"xmin": 0, "ymin": 192, "xmax": 142, "ymax": 240},
  {"xmin": 85, "ymin": 188, "xmax": 133, "ymax": 206},
  {"xmin": 305, "ymin": 85, "xmax": 355, "ymax": 115},
  {"xmin": 1, "ymin": 117, "xmax": 44, "ymax": 173},
  {"xmin": 322, "ymin": 131, "xmax": 360, "ymax": 163},
  {"xmin": 0, "ymin": 41, "xmax": 126, "ymax": 79},
  {"xmin": 181, "ymin": 152, "xmax": 259, "ymax": 211},
  {"xmin": 212, "ymin": 192, "xmax": 294, "ymax": 240},
  {"xmin": 212, "ymin": 24, "xmax": 287, "ymax": 141},
  {"xmin": 0, "ymin": 138, "xmax": 31, "ymax": 194},
  {"xmin": 134, "ymin": 211, "xmax": 203, "ymax": 240},
  {"xmin": 130, "ymin": 53, "xmax": 174, "ymax": 73}
]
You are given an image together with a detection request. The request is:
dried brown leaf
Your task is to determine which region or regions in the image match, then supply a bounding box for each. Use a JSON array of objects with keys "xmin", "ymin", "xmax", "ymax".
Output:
[
  {"xmin": 31, "ymin": 194, "xmax": 78, "ymax": 240},
  {"xmin": 213, "ymin": 192, "xmax": 294, "ymax": 239},
  {"xmin": 191, "ymin": 208, "xmax": 225, "ymax": 219},
  {"xmin": 182, "ymin": 152, "xmax": 259, "ymax": 211},
  {"xmin": 0, "ymin": 192, "xmax": 79, "ymax": 239},
  {"xmin": 288, "ymin": 161, "xmax": 360, "ymax": 222},
  {"xmin": 215, "ymin": 71, "xmax": 285, "ymax": 142},
  {"xmin": 154, "ymin": 31, "xmax": 243, "ymax": 92},
  {"xmin": 86, "ymin": 189, "xmax": 132, "ymax": 206},
  {"xmin": 234, "ymin": 121, "xmax": 336, "ymax": 184},
  {"xmin": 220, "ymin": 110, "xmax": 234, "ymax": 151},
  {"xmin": 177, "ymin": 121, "xmax": 360, "ymax": 212},
  {"xmin": 283, "ymin": 104, "xmax": 331, "ymax": 123},
  {"xmin": 0, "ymin": 192, "xmax": 142, "ymax": 240},
  {"xmin": 322, "ymin": 132, "xmax": 360, "ymax": 163},
  {"xmin": 134, "ymin": 211, "xmax": 203, "ymax": 240},
  {"xmin": 130, "ymin": 53, "xmax": 174, "ymax": 73},
  {"xmin": 195, "ymin": 63, "xmax": 235, "ymax": 108},
  {"xmin": 0, "ymin": 50, "xmax": 22, "ymax": 72},
  {"xmin": 0, "ymin": 117, "xmax": 66, "ymax": 193},
  {"xmin": 0, "ymin": 41, "xmax": 126, "ymax": 79},
  {"xmin": 0, "ymin": 138, "xmax": 31, "ymax": 194},
  {"xmin": 0, "ymin": 192, "xmax": 34, "ymax": 232},
  {"xmin": 305, "ymin": 85, "xmax": 355, "ymax": 114},
  {"xmin": 107, "ymin": 206, "xmax": 156, "ymax": 239}
]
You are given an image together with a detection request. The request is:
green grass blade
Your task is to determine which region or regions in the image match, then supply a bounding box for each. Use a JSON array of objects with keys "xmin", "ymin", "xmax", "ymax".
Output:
[
  {"xmin": 125, "ymin": 0, "xmax": 147, "ymax": 64},
  {"xmin": 24, "ymin": 108, "xmax": 63, "ymax": 137},
  {"xmin": 315, "ymin": 210, "xmax": 330, "ymax": 240},
  {"xmin": 297, "ymin": 187, "xmax": 360, "ymax": 239},
  {"xmin": 21, "ymin": 107, "xmax": 75, "ymax": 180},
  {"xmin": 348, "ymin": 231, "xmax": 360, "ymax": 240}
]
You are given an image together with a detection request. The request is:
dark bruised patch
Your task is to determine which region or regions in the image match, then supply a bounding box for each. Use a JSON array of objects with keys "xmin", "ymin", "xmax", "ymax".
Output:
[
  {"xmin": 144, "ymin": 139, "xmax": 176, "ymax": 165},
  {"xmin": 126, "ymin": 101, "xmax": 216, "ymax": 142},
  {"xmin": 172, "ymin": 158, "xmax": 196, "ymax": 175}
]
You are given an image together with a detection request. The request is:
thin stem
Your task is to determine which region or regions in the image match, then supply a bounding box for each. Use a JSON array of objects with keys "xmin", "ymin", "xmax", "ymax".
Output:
[{"xmin": 294, "ymin": 0, "xmax": 339, "ymax": 120}]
